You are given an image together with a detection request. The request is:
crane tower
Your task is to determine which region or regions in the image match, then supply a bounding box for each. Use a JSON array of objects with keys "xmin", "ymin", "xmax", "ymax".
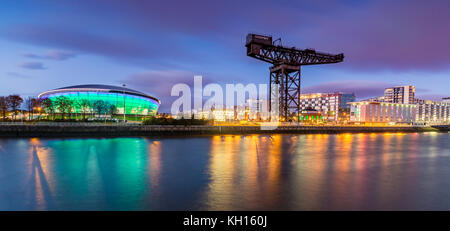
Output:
[{"xmin": 246, "ymin": 34, "xmax": 344, "ymax": 121}]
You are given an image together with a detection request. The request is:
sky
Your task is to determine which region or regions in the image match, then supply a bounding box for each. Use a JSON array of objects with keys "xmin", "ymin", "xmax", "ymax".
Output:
[{"xmin": 0, "ymin": 0, "xmax": 449, "ymax": 112}]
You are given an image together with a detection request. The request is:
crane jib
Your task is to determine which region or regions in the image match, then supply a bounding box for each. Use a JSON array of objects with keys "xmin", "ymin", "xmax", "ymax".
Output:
[{"xmin": 245, "ymin": 33, "xmax": 344, "ymax": 121}]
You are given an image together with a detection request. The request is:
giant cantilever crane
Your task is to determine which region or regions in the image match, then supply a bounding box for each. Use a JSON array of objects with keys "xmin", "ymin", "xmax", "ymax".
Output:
[{"xmin": 246, "ymin": 34, "xmax": 344, "ymax": 121}]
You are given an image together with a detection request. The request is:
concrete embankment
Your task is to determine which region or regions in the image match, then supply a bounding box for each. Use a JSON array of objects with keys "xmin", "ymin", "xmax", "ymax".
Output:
[
  {"xmin": 431, "ymin": 125, "xmax": 450, "ymax": 132},
  {"xmin": 0, "ymin": 123, "xmax": 440, "ymax": 137}
]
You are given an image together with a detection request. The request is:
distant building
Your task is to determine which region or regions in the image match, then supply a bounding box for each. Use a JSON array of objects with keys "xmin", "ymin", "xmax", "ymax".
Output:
[
  {"xmin": 197, "ymin": 108, "xmax": 235, "ymax": 122},
  {"xmin": 349, "ymin": 84, "xmax": 448, "ymax": 124},
  {"xmin": 299, "ymin": 108, "xmax": 323, "ymax": 124},
  {"xmin": 349, "ymin": 101, "xmax": 416, "ymax": 124},
  {"xmin": 384, "ymin": 85, "xmax": 415, "ymax": 104},
  {"xmin": 414, "ymin": 99, "xmax": 449, "ymax": 123},
  {"xmin": 192, "ymin": 99, "xmax": 269, "ymax": 122},
  {"xmin": 337, "ymin": 108, "xmax": 351, "ymax": 123},
  {"xmin": 246, "ymin": 99, "xmax": 269, "ymax": 121},
  {"xmin": 443, "ymin": 97, "xmax": 450, "ymax": 103},
  {"xmin": 300, "ymin": 92, "xmax": 355, "ymax": 122},
  {"xmin": 362, "ymin": 96, "xmax": 385, "ymax": 102},
  {"xmin": 156, "ymin": 113, "xmax": 172, "ymax": 119}
]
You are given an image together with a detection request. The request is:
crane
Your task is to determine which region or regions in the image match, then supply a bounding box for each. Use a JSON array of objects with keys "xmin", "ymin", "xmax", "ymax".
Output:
[{"xmin": 246, "ymin": 33, "xmax": 344, "ymax": 121}]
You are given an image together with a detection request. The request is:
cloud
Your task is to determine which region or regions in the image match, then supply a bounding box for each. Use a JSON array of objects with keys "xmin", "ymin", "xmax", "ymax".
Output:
[
  {"xmin": 124, "ymin": 70, "xmax": 194, "ymax": 96},
  {"xmin": 17, "ymin": 61, "xmax": 46, "ymax": 70},
  {"xmin": 416, "ymin": 94, "xmax": 448, "ymax": 101},
  {"xmin": 5, "ymin": 24, "xmax": 152, "ymax": 60},
  {"xmin": 296, "ymin": 0, "xmax": 450, "ymax": 70},
  {"xmin": 6, "ymin": 72, "xmax": 30, "ymax": 78},
  {"xmin": 303, "ymin": 80, "xmax": 393, "ymax": 99},
  {"xmin": 44, "ymin": 50, "xmax": 76, "ymax": 60},
  {"xmin": 123, "ymin": 70, "xmax": 195, "ymax": 112},
  {"xmin": 22, "ymin": 53, "xmax": 40, "ymax": 59},
  {"xmin": 66, "ymin": 0, "xmax": 450, "ymax": 70},
  {"xmin": 3, "ymin": 0, "xmax": 450, "ymax": 71},
  {"xmin": 22, "ymin": 50, "xmax": 76, "ymax": 60},
  {"xmin": 123, "ymin": 70, "xmax": 219, "ymax": 112}
]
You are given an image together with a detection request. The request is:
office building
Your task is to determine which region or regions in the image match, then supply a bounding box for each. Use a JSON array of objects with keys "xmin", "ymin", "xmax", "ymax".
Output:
[{"xmin": 383, "ymin": 85, "xmax": 415, "ymax": 104}]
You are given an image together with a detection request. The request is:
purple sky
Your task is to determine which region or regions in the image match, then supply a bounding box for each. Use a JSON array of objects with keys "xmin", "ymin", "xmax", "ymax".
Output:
[{"xmin": 0, "ymin": 0, "xmax": 449, "ymax": 112}]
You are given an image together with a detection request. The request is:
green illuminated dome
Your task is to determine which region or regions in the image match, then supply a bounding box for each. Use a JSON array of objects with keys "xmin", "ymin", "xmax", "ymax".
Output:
[{"xmin": 38, "ymin": 84, "xmax": 160, "ymax": 116}]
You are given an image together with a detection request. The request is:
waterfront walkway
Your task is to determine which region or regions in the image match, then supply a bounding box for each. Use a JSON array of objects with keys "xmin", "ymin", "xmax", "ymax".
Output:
[{"xmin": 0, "ymin": 122, "xmax": 441, "ymax": 137}]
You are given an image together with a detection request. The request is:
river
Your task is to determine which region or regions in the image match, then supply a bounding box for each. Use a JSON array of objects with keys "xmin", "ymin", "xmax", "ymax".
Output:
[{"xmin": 0, "ymin": 132, "xmax": 449, "ymax": 210}]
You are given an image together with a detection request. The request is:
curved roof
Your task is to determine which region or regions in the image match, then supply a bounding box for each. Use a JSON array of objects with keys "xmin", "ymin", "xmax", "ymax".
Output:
[
  {"xmin": 55, "ymin": 84, "xmax": 145, "ymax": 95},
  {"xmin": 39, "ymin": 84, "xmax": 160, "ymax": 103}
]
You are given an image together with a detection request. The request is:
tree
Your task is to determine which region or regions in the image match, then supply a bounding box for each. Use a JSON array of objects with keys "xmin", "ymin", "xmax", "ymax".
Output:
[
  {"xmin": 42, "ymin": 98, "xmax": 55, "ymax": 120},
  {"xmin": 6, "ymin": 95, "xmax": 23, "ymax": 120},
  {"xmin": 107, "ymin": 103, "xmax": 117, "ymax": 118},
  {"xmin": 25, "ymin": 97, "xmax": 42, "ymax": 120},
  {"xmin": 92, "ymin": 100, "xmax": 106, "ymax": 117},
  {"xmin": 67, "ymin": 102, "xmax": 74, "ymax": 120},
  {"xmin": 32, "ymin": 98, "xmax": 42, "ymax": 120},
  {"xmin": 25, "ymin": 97, "xmax": 34, "ymax": 120},
  {"xmin": 55, "ymin": 96, "xmax": 72, "ymax": 120},
  {"xmin": 78, "ymin": 99, "xmax": 91, "ymax": 120},
  {"xmin": 0, "ymin": 96, "xmax": 8, "ymax": 121}
]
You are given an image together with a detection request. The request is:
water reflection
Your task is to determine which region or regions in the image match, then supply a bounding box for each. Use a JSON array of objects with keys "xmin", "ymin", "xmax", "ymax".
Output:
[
  {"xmin": 202, "ymin": 133, "xmax": 450, "ymax": 210},
  {"xmin": 148, "ymin": 141, "xmax": 162, "ymax": 189},
  {"xmin": 203, "ymin": 135, "xmax": 285, "ymax": 210},
  {"xmin": 0, "ymin": 132, "xmax": 449, "ymax": 210},
  {"xmin": 28, "ymin": 139, "xmax": 54, "ymax": 210}
]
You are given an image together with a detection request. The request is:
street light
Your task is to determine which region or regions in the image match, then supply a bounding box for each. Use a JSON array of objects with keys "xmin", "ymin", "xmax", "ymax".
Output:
[
  {"xmin": 122, "ymin": 84, "xmax": 126, "ymax": 123},
  {"xmin": 37, "ymin": 107, "xmax": 41, "ymax": 120},
  {"xmin": 134, "ymin": 106, "xmax": 141, "ymax": 121},
  {"xmin": 136, "ymin": 106, "xmax": 142, "ymax": 120}
]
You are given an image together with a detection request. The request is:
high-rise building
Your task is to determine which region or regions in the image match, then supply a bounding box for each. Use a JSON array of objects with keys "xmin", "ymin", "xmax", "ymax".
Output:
[
  {"xmin": 300, "ymin": 92, "xmax": 355, "ymax": 122},
  {"xmin": 383, "ymin": 85, "xmax": 415, "ymax": 104}
]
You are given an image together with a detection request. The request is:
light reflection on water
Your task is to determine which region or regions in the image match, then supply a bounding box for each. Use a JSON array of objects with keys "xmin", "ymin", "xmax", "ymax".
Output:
[{"xmin": 0, "ymin": 132, "xmax": 449, "ymax": 210}]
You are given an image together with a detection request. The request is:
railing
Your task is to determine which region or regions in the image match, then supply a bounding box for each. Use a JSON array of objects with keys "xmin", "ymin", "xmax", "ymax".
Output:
[
  {"xmin": 0, "ymin": 120, "xmax": 448, "ymax": 127},
  {"xmin": 0, "ymin": 122, "xmax": 141, "ymax": 126}
]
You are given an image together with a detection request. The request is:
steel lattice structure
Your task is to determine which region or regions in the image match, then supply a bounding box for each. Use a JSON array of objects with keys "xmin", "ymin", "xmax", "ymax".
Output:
[{"xmin": 246, "ymin": 34, "xmax": 344, "ymax": 121}]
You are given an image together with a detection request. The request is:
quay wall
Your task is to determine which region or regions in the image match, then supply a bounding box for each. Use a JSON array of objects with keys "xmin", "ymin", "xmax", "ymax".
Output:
[
  {"xmin": 431, "ymin": 125, "xmax": 450, "ymax": 132},
  {"xmin": 0, "ymin": 123, "xmax": 440, "ymax": 137}
]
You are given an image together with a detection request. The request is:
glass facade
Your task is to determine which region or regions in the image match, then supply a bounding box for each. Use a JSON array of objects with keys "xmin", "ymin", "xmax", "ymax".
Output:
[{"xmin": 40, "ymin": 91, "xmax": 160, "ymax": 116}]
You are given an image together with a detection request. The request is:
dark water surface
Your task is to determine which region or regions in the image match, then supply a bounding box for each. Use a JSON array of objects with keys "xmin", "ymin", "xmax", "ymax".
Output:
[{"xmin": 0, "ymin": 132, "xmax": 449, "ymax": 210}]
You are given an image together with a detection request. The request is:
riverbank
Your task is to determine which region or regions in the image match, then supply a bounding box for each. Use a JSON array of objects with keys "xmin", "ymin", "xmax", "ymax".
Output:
[{"xmin": 0, "ymin": 123, "xmax": 442, "ymax": 137}]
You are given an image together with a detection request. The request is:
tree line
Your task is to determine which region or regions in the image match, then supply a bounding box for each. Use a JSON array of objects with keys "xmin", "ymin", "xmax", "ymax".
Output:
[
  {"xmin": 41, "ymin": 96, "xmax": 118, "ymax": 120},
  {"xmin": 0, "ymin": 94, "xmax": 119, "ymax": 121},
  {"xmin": 0, "ymin": 95, "xmax": 25, "ymax": 121},
  {"xmin": 143, "ymin": 116, "xmax": 210, "ymax": 125}
]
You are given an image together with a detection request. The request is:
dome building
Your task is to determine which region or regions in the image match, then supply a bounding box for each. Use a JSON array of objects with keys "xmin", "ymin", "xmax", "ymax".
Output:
[{"xmin": 38, "ymin": 84, "xmax": 160, "ymax": 116}]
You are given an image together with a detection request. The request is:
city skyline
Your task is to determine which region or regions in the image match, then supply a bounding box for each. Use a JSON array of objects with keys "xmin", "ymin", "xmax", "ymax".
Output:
[{"xmin": 1, "ymin": 0, "xmax": 449, "ymax": 113}]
